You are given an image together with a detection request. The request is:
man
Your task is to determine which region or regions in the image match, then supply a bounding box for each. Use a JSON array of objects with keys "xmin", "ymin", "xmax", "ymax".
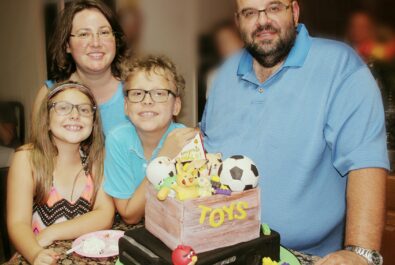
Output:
[{"xmin": 201, "ymin": 0, "xmax": 389, "ymax": 264}]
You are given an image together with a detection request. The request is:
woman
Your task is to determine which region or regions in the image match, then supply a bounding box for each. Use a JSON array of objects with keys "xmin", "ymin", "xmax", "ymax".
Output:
[{"xmin": 34, "ymin": 0, "xmax": 128, "ymax": 135}]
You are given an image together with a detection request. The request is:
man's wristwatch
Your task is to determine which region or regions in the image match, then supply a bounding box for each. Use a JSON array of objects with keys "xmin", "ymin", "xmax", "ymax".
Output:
[{"xmin": 344, "ymin": 245, "xmax": 383, "ymax": 265}]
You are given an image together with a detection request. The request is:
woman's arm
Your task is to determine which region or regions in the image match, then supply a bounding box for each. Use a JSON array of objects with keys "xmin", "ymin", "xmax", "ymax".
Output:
[
  {"xmin": 7, "ymin": 149, "xmax": 45, "ymax": 263},
  {"xmin": 36, "ymin": 186, "xmax": 115, "ymax": 245}
]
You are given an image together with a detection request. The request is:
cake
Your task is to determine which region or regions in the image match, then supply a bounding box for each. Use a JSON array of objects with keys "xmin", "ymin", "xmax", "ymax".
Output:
[
  {"xmin": 82, "ymin": 237, "xmax": 105, "ymax": 255},
  {"xmin": 119, "ymin": 136, "xmax": 281, "ymax": 264}
]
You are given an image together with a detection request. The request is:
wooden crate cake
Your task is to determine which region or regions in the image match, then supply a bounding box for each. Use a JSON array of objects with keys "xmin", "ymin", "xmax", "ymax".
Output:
[{"xmin": 145, "ymin": 184, "xmax": 261, "ymax": 253}]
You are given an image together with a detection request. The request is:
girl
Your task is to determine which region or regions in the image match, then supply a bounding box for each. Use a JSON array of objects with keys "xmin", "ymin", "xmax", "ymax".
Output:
[
  {"xmin": 33, "ymin": 0, "xmax": 129, "ymax": 135},
  {"xmin": 7, "ymin": 82, "xmax": 114, "ymax": 265}
]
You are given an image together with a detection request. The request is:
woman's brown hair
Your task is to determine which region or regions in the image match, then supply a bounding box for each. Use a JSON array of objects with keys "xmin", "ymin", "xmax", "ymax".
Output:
[
  {"xmin": 30, "ymin": 81, "xmax": 105, "ymax": 205},
  {"xmin": 49, "ymin": 0, "xmax": 127, "ymax": 81}
]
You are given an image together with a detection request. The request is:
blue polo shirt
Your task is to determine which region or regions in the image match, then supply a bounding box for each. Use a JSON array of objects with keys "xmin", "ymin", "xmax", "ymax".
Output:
[
  {"xmin": 46, "ymin": 80, "xmax": 128, "ymax": 136},
  {"xmin": 104, "ymin": 121, "xmax": 185, "ymax": 199},
  {"xmin": 201, "ymin": 24, "xmax": 389, "ymax": 256}
]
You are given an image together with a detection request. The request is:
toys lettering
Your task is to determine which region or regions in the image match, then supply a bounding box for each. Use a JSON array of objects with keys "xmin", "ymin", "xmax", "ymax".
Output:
[{"xmin": 198, "ymin": 201, "xmax": 248, "ymax": 228}]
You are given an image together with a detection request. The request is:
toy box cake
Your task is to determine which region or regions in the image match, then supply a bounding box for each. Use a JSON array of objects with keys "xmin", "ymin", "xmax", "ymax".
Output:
[{"xmin": 119, "ymin": 135, "xmax": 281, "ymax": 264}]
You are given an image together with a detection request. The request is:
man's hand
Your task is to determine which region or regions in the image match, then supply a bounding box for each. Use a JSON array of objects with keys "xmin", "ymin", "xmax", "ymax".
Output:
[{"xmin": 316, "ymin": 250, "xmax": 368, "ymax": 265}]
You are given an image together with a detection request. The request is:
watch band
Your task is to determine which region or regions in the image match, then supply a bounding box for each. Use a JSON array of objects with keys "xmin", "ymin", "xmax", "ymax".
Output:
[{"xmin": 344, "ymin": 245, "xmax": 383, "ymax": 265}]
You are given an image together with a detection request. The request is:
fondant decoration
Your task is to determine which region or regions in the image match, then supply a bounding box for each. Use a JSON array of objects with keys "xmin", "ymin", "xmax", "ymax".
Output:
[
  {"xmin": 262, "ymin": 257, "xmax": 279, "ymax": 265},
  {"xmin": 146, "ymin": 156, "xmax": 176, "ymax": 189},
  {"xmin": 145, "ymin": 185, "xmax": 261, "ymax": 253},
  {"xmin": 172, "ymin": 245, "xmax": 198, "ymax": 265},
  {"xmin": 206, "ymin": 153, "xmax": 222, "ymax": 177},
  {"xmin": 197, "ymin": 176, "xmax": 213, "ymax": 198},
  {"xmin": 214, "ymin": 188, "xmax": 231, "ymax": 196},
  {"xmin": 190, "ymin": 159, "xmax": 209, "ymax": 178},
  {"xmin": 198, "ymin": 201, "xmax": 248, "ymax": 228},
  {"xmin": 157, "ymin": 176, "xmax": 177, "ymax": 201},
  {"xmin": 261, "ymin": 223, "xmax": 271, "ymax": 236},
  {"xmin": 172, "ymin": 161, "xmax": 200, "ymax": 201},
  {"xmin": 176, "ymin": 133, "xmax": 206, "ymax": 162},
  {"xmin": 210, "ymin": 176, "xmax": 229, "ymax": 191},
  {"xmin": 218, "ymin": 155, "xmax": 259, "ymax": 192}
]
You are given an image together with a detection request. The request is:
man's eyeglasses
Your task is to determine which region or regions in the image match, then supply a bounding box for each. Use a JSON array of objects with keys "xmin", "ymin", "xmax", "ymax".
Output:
[
  {"xmin": 237, "ymin": 2, "xmax": 291, "ymax": 21},
  {"xmin": 70, "ymin": 27, "xmax": 114, "ymax": 41},
  {"xmin": 125, "ymin": 89, "xmax": 177, "ymax": 103},
  {"xmin": 49, "ymin": 101, "xmax": 96, "ymax": 117}
]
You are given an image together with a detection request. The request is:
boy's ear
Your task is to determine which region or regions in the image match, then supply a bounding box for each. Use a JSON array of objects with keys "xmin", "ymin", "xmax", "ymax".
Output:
[{"xmin": 173, "ymin": 97, "xmax": 182, "ymax": 116}]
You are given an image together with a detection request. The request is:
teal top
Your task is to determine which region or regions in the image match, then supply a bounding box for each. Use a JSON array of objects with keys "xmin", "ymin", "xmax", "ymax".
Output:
[{"xmin": 103, "ymin": 121, "xmax": 185, "ymax": 199}]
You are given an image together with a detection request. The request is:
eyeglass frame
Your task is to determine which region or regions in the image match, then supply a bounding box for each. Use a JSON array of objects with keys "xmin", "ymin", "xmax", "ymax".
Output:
[
  {"xmin": 125, "ymin": 89, "xmax": 178, "ymax": 103},
  {"xmin": 49, "ymin": 101, "xmax": 97, "ymax": 117},
  {"xmin": 236, "ymin": 2, "xmax": 292, "ymax": 21},
  {"xmin": 69, "ymin": 27, "xmax": 115, "ymax": 41}
]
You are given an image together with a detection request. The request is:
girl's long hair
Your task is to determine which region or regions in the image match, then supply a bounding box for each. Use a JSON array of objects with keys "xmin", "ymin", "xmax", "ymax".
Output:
[{"xmin": 30, "ymin": 81, "xmax": 105, "ymax": 205}]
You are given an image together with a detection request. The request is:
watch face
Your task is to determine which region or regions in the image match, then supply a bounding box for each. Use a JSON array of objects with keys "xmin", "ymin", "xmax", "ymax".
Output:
[{"xmin": 371, "ymin": 251, "xmax": 383, "ymax": 265}]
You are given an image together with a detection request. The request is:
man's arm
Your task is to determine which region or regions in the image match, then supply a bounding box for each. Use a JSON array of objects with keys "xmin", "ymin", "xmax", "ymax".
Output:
[
  {"xmin": 317, "ymin": 167, "xmax": 387, "ymax": 265},
  {"xmin": 346, "ymin": 168, "xmax": 387, "ymax": 250}
]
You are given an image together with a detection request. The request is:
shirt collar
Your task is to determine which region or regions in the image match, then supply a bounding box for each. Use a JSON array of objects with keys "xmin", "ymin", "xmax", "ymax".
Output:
[
  {"xmin": 237, "ymin": 23, "xmax": 312, "ymax": 77},
  {"xmin": 129, "ymin": 122, "xmax": 177, "ymax": 161}
]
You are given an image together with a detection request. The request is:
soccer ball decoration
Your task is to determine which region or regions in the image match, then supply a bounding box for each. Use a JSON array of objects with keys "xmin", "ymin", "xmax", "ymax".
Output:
[
  {"xmin": 146, "ymin": 156, "xmax": 176, "ymax": 188},
  {"xmin": 218, "ymin": 155, "xmax": 259, "ymax": 192}
]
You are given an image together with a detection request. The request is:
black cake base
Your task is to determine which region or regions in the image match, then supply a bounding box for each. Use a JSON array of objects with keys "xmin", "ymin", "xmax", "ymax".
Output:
[{"xmin": 119, "ymin": 227, "xmax": 280, "ymax": 265}]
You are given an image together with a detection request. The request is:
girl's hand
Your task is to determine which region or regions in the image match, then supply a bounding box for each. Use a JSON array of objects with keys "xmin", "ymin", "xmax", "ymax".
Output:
[
  {"xmin": 36, "ymin": 228, "xmax": 55, "ymax": 248},
  {"xmin": 33, "ymin": 249, "xmax": 59, "ymax": 265},
  {"xmin": 158, "ymin": 128, "xmax": 198, "ymax": 159}
]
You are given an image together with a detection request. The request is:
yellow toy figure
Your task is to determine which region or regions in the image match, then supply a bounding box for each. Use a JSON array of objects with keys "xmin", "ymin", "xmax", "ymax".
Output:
[
  {"xmin": 172, "ymin": 161, "xmax": 200, "ymax": 201},
  {"xmin": 197, "ymin": 176, "xmax": 213, "ymax": 198},
  {"xmin": 206, "ymin": 153, "xmax": 222, "ymax": 177},
  {"xmin": 262, "ymin": 257, "xmax": 279, "ymax": 265},
  {"xmin": 157, "ymin": 176, "xmax": 177, "ymax": 201}
]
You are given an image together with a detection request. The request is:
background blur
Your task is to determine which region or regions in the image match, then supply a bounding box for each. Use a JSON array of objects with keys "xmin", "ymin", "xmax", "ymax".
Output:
[{"xmin": 0, "ymin": 0, "xmax": 394, "ymax": 263}]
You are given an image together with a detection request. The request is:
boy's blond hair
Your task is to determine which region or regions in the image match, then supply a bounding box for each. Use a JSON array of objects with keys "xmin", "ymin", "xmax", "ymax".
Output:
[{"xmin": 123, "ymin": 55, "xmax": 185, "ymax": 97}]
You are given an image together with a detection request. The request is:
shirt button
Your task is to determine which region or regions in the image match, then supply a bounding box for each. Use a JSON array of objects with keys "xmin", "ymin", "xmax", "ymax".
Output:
[{"xmin": 258, "ymin": 88, "xmax": 264, "ymax": 93}]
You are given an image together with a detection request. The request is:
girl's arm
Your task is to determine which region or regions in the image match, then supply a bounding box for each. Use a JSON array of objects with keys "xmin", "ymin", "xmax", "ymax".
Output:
[
  {"xmin": 36, "ymin": 186, "xmax": 115, "ymax": 245},
  {"xmin": 7, "ymin": 149, "xmax": 46, "ymax": 263}
]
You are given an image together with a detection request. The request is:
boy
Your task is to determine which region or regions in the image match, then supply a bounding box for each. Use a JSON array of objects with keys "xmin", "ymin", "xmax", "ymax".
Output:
[{"xmin": 104, "ymin": 55, "xmax": 197, "ymax": 224}]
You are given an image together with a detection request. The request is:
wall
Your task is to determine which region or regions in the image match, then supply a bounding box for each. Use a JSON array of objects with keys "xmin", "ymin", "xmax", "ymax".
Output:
[
  {"xmin": 0, "ymin": 1, "xmax": 47, "ymax": 140},
  {"xmin": 138, "ymin": 0, "xmax": 235, "ymax": 126},
  {"xmin": 138, "ymin": 0, "xmax": 199, "ymax": 127}
]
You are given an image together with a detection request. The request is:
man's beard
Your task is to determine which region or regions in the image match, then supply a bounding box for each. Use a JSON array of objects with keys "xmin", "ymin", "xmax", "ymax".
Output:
[{"xmin": 242, "ymin": 23, "xmax": 297, "ymax": 68}]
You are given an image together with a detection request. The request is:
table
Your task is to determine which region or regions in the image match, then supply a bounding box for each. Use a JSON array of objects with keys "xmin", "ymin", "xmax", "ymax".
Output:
[{"xmin": 6, "ymin": 218, "xmax": 320, "ymax": 265}]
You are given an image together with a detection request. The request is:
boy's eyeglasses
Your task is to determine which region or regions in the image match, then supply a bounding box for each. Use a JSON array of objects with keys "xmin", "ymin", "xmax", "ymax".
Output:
[
  {"xmin": 125, "ymin": 89, "xmax": 177, "ymax": 103},
  {"xmin": 49, "ymin": 101, "xmax": 96, "ymax": 117},
  {"xmin": 70, "ymin": 27, "xmax": 114, "ymax": 41}
]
